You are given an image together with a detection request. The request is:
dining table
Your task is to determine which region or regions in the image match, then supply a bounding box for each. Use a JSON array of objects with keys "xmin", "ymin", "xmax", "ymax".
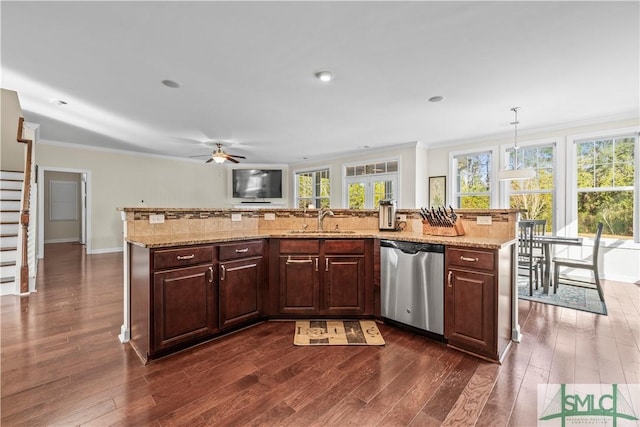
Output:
[{"xmin": 533, "ymin": 235, "xmax": 583, "ymax": 293}]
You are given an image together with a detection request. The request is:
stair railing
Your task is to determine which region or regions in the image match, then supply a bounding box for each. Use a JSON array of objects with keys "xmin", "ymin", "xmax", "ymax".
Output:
[{"xmin": 16, "ymin": 117, "xmax": 32, "ymax": 294}]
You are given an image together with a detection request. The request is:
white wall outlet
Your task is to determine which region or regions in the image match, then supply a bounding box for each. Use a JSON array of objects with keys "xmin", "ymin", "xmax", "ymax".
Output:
[
  {"xmin": 476, "ymin": 216, "xmax": 492, "ymax": 225},
  {"xmin": 264, "ymin": 213, "xmax": 276, "ymax": 221},
  {"xmin": 397, "ymin": 214, "xmax": 407, "ymax": 221},
  {"xmin": 149, "ymin": 214, "xmax": 165, "ymax": 224},
  {"xmin": 231, "ymin": 213, "xmax": 242, "ymax": 222}
]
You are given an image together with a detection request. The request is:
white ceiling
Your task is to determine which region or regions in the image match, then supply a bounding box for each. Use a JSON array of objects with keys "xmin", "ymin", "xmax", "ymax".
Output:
[{"xmin": 2, "ymin": 1, "xmax": 638, "ymax": 164}]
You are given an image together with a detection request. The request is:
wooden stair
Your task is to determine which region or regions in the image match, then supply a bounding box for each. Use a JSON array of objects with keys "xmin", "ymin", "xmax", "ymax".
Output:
[{"xmin": 0, "ymin": 170, "xmax": 23, "ymax": 294}]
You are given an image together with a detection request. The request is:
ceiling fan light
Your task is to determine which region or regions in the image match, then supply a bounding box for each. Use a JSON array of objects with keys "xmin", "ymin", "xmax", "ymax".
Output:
[{"xmin": 212, "ymin": 154, "xmax": 226, "ymax": 164}]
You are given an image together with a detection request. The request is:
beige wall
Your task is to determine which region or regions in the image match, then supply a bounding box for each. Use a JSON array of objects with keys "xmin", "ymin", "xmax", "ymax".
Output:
[
  {"xmin": 44, "ymin": 171, "xmax": 82, "ymax": 242},
  {"xmin": 36, "ymin": 143, "xmax": 228, "ymax": 251},
  {"xmin": 1, "ymin": 89, "xmax": 25, "ymax": 171}
]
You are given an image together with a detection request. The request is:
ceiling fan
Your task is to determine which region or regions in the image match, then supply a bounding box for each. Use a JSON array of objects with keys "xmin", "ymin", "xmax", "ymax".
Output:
[{"xmin": 201, "ymin": 143, "xmax": 246, "ymax": 164}]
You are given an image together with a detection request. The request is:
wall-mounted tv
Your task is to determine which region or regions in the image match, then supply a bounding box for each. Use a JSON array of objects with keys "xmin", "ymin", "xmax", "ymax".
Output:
[{"xmin": 232, "ymin": 169, "xmax": 283, "ymax": 199}]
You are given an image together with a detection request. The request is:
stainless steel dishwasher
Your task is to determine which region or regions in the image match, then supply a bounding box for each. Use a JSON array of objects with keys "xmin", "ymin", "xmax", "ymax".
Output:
[{"xmin": 380, "ymin": 240, "xmax": 444, "ymax": 336}]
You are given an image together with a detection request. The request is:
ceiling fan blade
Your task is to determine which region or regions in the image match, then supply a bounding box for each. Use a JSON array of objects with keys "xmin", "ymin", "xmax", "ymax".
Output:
[
  {"xmin": 190, "ymin": 154, "xmax": 212, "ymax": 158},
  {"xmin": 226, "ymin": 154, "xmax": 246, "ymax": 159},
  {"xmin": 225, "ymin": 157, "xmax": 240, "ymax": 164},
  {"xmin": 205, "ymin": 158, "xmax": 214, "ymax": 163}
]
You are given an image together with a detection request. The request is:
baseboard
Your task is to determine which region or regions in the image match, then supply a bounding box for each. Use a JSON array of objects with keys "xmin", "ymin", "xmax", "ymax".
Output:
[
  {"xmin": 44, "ymin": 238, "xmax": 79, "ymax": 244},
  {"xmin": 90, "ymin": 247, "xmax": 123, "ymax": 255}
]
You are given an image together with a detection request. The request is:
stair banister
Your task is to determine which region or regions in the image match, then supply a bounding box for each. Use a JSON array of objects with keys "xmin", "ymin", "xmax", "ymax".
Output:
[{"xmin": 16, "ymin": 117, "xmax": 32, "ymax": 294}]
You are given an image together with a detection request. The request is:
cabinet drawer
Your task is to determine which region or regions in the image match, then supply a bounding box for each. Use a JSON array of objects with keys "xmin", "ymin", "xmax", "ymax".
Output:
[
  {"xmin": 447, "ymin": 247, "xmax": 495, "ymax": 272},
  {"xmin": 153, "ymin": 245, "xmax": 214, "ymax": 270},
  {"xmin": 279, "ymin": 239, "xmax": 320, "ymax": 254},
  {"xmin": 219, "ymin": 240, "xmax": 264, "ymax": 261},
  {"xmin": 324, "ymin": 239, "xmax": 365, "ymax": 255}
]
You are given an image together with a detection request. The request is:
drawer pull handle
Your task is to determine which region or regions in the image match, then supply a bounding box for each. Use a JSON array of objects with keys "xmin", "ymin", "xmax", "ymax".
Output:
[
  {"xmin": 460, "ymin": 256, "xmax": 478, "ymax": 262},
  {"xmin": 177, "ymin": 254, "xmax": 195, "ymax": 260},
  {"xmin": 315, "ymin": 257, "xmax": 319, "ymax": 272},
  {"xmin": 325, "ymin": 258, "xmax": 329, "ymax": 272},
  {"xmin": 286, "ymin": 256, "xmax": 312, "ymax": 264},
  {"xmin": 448, "ymin": 271, "xmax": 453, "ymax": 287},
  {"xmin": 220, "ymin": 265, "xmax": 226, "ymax": 281},
  {"xmin": 235, "ymin": 248, "xmax": 249, "ymax": 253},
  {"xmin": 208, "ymin": 266, "xmax": 214, "ymax": 283}
]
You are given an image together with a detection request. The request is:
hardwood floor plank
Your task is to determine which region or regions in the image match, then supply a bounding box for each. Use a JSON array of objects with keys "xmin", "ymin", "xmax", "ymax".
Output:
[
  {"xmin": 377, "ymin": 350, "xmax": 464, "ymax": 426},
  {"xmin": 440, "ymin": 362, "xmax": 500, "ymax": 426},
  {"xmin": 416, "ymin": 355, "xmax": 480, "ymax": 424}
]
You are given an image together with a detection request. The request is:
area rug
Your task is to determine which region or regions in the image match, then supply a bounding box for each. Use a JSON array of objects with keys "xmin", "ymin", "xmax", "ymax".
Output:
[
  {"xmin": 294, "ymin": 320, "xmax": 385, "ymax": 346},
  {"xmin": 517, "ymin": 277, "xmax": 607, "ymax": 315}
]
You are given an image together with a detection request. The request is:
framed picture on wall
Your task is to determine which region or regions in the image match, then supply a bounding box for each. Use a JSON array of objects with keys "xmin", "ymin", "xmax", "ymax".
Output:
[{"xmin": 428, "ymin": 176, "xmax": 446, "ymax": 208}]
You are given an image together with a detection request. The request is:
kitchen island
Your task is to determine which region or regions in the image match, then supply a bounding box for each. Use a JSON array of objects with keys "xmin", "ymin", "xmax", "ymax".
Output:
[{"xmin": 119, "ymin": 208, "xmax": 519, "ymax": 363}]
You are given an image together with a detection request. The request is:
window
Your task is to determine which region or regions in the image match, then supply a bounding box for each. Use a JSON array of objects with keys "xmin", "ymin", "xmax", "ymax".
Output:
[
  {"xmin": 344, "ymin": 160, "xmax": 398, "ymax": 209},
  {"xmin": 576, "ymin": 135, "xmax": 636, "ymax": 240},
  {"xmin": 295, "ymin": 168, "xmax": 330, "ymax": 208},
  {"xmin": 453, "ymin": 151, "xmax": 492, "ymax": 208},
  {"xmin": 507, "ymin": 144, "xmax": 555, "ymax": 231}
]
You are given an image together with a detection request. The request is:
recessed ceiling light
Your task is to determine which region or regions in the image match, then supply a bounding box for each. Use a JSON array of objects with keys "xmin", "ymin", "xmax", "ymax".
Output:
[
  {"xmin": 314, "ymin": 71, "xmax": 333, "ymax": 83},
  {"xmin": 161, "ymin": 79, "xmax": 181, "ymax": 89},
  {"xmin": 429, "ymin": 96, "xmax": 444, "ymax": 103}
]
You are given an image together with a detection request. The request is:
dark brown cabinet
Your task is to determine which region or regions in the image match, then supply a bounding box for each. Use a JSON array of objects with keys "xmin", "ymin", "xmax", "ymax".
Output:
[
  {"xmin": 275, "ymin": 239, "xmax": 370, "ymax": 316},
  {"xmin": 278, "ymin": 239, "xmax": 321, "ymax": 314},
  {"xmin": 130, "ymin": 244, "xmax": 217, "ymax": 361},
  {"xmin": 153, "ymin": 264, "xmax": 217, "ymax": 352},
  {"xmin": 218, "ymin": 240, "xmax": 264, "ymax": 329},
  {"xmin": 445, "ymin": 245, "xmax": 513, "ymax": 362}
]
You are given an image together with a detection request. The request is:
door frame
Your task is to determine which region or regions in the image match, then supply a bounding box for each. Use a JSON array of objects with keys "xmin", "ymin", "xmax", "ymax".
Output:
[{"xmin": 37, "ymin": 166, "xmax": 92, "ymax": 258}]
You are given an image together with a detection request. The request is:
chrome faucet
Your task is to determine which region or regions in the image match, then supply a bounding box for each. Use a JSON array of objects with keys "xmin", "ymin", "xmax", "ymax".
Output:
[{"xmin": 317, "ymin": 208, "xmax": 334, "ymax": 231}]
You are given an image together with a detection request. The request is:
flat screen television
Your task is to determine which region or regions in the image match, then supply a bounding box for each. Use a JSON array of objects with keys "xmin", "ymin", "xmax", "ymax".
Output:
[{"xmin": 232, "ymin": 169, "xmax": 283, "ymax": 199}]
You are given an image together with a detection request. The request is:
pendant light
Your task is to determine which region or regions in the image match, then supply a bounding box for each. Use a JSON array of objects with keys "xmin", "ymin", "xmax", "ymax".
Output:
[{"xmin": 498, "ymin": 107, "xmax": 536, "ymax": 181}]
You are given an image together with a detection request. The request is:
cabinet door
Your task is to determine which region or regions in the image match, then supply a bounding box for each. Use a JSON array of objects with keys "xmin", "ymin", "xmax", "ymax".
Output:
[
  {"xmin": 153, "ymin": 264, "xmax": 217, "ymax": 352},
  {"xmin": 279, "ymin": 256, "xmax": 320, "ymax": 314},
  {"xmin": 219, "ymin": 257, "xmax": 262, "ymax": 329},
  {"xmin": 445, "ymin": 268, "xmax": 495, "ymax": 358},
  {"xmin": 324, "ymin": 256, "xmax": 365, "ymax": 315}
]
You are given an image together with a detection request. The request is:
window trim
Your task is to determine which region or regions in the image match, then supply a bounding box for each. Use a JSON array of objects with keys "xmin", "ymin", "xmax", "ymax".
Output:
[
  {"xmin": 342, "ymin": 157, "xmax": 401, "ymax": 208},
  {"xmin": 292, "ymin": 165, "xmax": 332, "ymax": 209},
  {"xmin": 499, "ymin": 137, "xmax": 559, "ymax": 233},
  {"xmin": 448, "ymin": 147, "xmax": 498, "ymax": 209},
  {"xmin": 566, "ymin": 127, "xmax": 639, "ymax": 244}
]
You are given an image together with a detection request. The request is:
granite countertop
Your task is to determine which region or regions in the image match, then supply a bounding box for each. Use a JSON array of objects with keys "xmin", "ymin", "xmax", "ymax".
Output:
[{"xmin": 126, "ymin": 229, "xmax": 515, "ymax": 249}]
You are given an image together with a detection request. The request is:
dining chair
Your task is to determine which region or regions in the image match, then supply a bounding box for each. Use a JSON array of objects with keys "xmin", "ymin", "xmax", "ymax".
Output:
[
  {"xmin": 528, "ymin": 219, "xmax": 547, "ymax": 276},
  {"xmin": 518, "ymin": 221, "xmax": 541, "ymax": 296},
  {"xmin": 552, "ymin": 222, "xmax": 604, "ymax": 301}
]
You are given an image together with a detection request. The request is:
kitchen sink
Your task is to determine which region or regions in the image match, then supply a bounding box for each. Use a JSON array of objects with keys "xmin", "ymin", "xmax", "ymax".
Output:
[{"xmin": 287, "ymin": 229, "xmax": 356, "ymax": 234}]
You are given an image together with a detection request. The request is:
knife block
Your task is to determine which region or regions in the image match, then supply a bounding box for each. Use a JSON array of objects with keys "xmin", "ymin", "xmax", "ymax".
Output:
[{"xmin": 422, "ymin": 220, "xmax": 465, "ymax": 237}]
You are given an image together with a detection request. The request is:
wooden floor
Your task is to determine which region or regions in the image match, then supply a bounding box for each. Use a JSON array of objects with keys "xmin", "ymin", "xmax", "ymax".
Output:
[{"xmin": 1, "ymin": 243, "xmax": 638, "ymax": 426}]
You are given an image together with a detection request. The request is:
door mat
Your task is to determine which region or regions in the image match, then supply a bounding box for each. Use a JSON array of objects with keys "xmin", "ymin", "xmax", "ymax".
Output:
[
  {"xmin": 517, "ymin": 277, "xmax": 607, "ymax": 315},
  {"xmin": 294, "ymin": 320, "xmax": 385, "ymax": 346}
]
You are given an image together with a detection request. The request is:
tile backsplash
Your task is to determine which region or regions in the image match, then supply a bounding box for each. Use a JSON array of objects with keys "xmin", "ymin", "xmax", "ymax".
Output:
[{"xmin": 122, "ymin": 208, "xmax": 520, "ymax": 240}]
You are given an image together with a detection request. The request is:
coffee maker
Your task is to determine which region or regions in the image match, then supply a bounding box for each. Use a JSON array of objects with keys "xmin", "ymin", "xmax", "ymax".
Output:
[{"xmin": 378, "ymin": 199, "xmax": 398, "ymax": 231}]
